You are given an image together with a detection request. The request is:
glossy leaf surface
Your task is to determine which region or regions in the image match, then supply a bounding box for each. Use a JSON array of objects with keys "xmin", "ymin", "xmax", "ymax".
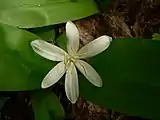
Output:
[
  {"xmin": 0, "ymin": 23, "xmax": 54, "ymax": 90},
  {"xmin": 79, "ymin": 38, "xmax": 160, "ymax": 119},
  {"xmin": 0, "ymin": 0, "xmax": 98, "ymax": 28}
]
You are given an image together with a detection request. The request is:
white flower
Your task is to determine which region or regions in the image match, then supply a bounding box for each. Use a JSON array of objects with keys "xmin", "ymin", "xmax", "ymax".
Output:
[{"xmin": 31, "ymin": 21, "xmax": 112, "ymax": 104}]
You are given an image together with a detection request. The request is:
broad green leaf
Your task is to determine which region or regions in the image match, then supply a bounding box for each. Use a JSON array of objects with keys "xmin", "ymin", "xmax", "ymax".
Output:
[
  {"xmin": 29, "ymin": 26, "xmax": 55, "ymax": 42},
  {"xmin": 31, "ymin": 90, "xmax": 64, "ymax": 120},
  {"xmin": 56, "ymin": 33, "xmax": 67, "ymax": 51},
  {"xmin": 79, "ymin": 38, "xmax": 160, "ymax": 119},
  {"xmin": 152, "ymin": 33, "xmax": 160, "ymax": 40},
  {"xmin": 0, "ymin": 23, "xmax": 54, "ymax": 90},
  {"xmin": 0, "ymin": 0, "xmax": 98, "ymax": 28}
]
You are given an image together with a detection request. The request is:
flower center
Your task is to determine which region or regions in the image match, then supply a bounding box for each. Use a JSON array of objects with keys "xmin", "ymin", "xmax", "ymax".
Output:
[{"xmin": 64, "ymin": 54, "xmax": 75, "ymax": 65}]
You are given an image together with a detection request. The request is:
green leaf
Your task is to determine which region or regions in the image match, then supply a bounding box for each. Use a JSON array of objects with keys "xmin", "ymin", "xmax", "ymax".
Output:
[
  {"xmin": 0, "ymin": 23, "xmax": 54, "ymax": 90},
  {"xmin": 79, "ymin": 38, "xmax": 160, "ymax": 119},
  {"xmin": 29, "ymin": 26, "xmax": 55, "ymax": 42},
  {"xmin": 31, "ymin": 90, "xmax": 64, "ymax": 120},
  {"xmin": 0, "ymin": 0, "xmax": 98, "ymax": 28},
  {"xmin": 152, "ymin": 33, "xmax": 160, "ymax": 40},
  {"xmin": 56, "ymin": 33, "xmax": 67, "ymax": 51}
]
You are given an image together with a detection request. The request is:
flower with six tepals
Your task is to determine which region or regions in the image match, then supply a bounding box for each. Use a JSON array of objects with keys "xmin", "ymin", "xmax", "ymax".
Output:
[{"xmin": 31, "ymin": 21, "xmax": 112, "ymax": 104}]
